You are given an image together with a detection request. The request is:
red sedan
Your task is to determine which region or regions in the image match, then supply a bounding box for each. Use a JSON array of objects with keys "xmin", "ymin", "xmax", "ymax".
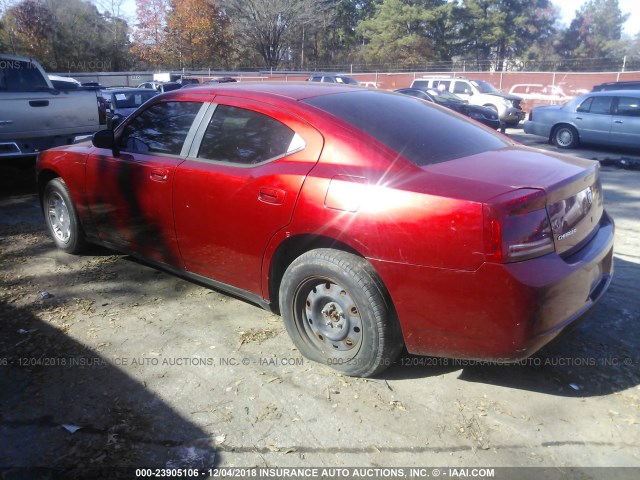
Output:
[{"xmin": 37, "ymin": 83, "xmax": 614, "ymax": 377}]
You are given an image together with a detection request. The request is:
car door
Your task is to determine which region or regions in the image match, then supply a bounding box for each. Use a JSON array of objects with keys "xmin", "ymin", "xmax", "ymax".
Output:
[
  {"xmin": 610, "ymin": 96, "xmax": 640, "ymax": 148},
  {"xmin": 574, "ymin": 96, "xmax": 613, "ymax": 144},
  {"xmin": 85, "ymin": 100, "xmax": 206, "ymax": 265},
  {"xmin": 173, "ymin": 97, "xmax": 324, "ymax": 296}
]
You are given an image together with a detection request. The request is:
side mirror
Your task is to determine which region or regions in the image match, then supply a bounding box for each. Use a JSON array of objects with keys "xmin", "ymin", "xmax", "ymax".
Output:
[{"xmin": 92, "ymin": 129, "xmax": 120, "ymax": 157}]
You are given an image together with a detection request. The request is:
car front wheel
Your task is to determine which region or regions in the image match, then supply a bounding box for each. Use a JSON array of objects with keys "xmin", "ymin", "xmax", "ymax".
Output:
[
  {"xmin": 43, "ymin": 178, "xmax": 87, "ymax": 254},
  {"xmin": 279, "ymin": 249, "xmax": 403, "ymax": 377},
  {"xmin": 552, "ymin": 125, "xmax": 579, "ymax": 149}
]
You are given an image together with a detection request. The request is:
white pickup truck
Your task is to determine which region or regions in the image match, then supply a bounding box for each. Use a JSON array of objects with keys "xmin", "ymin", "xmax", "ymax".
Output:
[{"xmin": 0, "ymin": 54, "xmax": 105, "ymax": 159}]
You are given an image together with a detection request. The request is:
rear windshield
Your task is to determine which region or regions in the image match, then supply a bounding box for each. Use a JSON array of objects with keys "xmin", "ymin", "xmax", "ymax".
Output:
[{"xmin": 303, "ymin": 90, "xmax": 508, "ymax": 166}]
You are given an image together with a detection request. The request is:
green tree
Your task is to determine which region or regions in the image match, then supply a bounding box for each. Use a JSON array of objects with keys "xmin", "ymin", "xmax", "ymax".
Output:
[
  {"xmin": 357, "ymin": 0, "xmax": 456, "ymax": 67},
  {"xmin": 556, "ymin": 0, "xmax": 629, "ymax": 65},
  {"xmin": 318, "ymin": 0, "xmax": 376, "ymax": 65},
  {"xmin": 458, "ymin": 0, "xmax": 557, "ymax": 70}
]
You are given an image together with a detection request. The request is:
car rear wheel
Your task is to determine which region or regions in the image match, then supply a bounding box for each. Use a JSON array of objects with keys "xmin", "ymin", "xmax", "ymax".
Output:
[
  {"xmin": 43, "ymin": 178, "xmax": 87, "ymax": 254},
  {"xmin": 279, "ymin": 249, "xmax": 402, "ymax": 377},
  {"xmin": 552, "ymin": 125, "xmax": 579, "ymax": 149}
]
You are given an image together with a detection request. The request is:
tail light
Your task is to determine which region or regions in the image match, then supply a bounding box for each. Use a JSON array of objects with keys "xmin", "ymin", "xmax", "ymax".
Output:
[{"xmin": 483, "ymin": 188, "xmax": 554, "ymax": 263}]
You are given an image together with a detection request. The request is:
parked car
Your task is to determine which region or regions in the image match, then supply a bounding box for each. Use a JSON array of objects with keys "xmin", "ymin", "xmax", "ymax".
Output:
[
  {"xmin": 523, "ymin": 90, "xmax": 640, "ymax": 149},
  {"xmin": 410, "ymin": 76, "xmax": 525, "ymax": 126},
  {"xmin": 395, "ymin": 87, "xmax": 500, "ymax": 129},
  {"xmin": 37, "ymin": 84, "xmax": 614, "ymax": 377},
  {"xmin": 176, "ymin": 77, "xmax": 200, "ymax": 86},
  {"xmin": 309, "ymin": 74, "xmax": 360, "ymax": 85},
  {"xmin": 203, "ymin": 77, "xmax": 237, "ymax": 84},
  {"xmin": 592, "ymin": 81, "xmax": 640, "ymax": 92},
  {"xmin": 137, "ymin": 81, "xmax": 181, "ymax": 93},
  {"xmin": 1, "ymin": 54, "xmax": 105, "ymax": 159},
  {"xmin": 99, "ymin": 88, "xmax": 159, "ymax": 128}
]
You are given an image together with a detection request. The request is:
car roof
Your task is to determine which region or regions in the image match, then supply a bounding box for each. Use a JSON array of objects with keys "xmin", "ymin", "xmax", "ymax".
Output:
[
  {"xmin": 162, "ymin": 82, "xmax": 361, "ymax": 102},
  {"xmin": 582, "ymin": 89, "xmax": 640, "ymax": 96}
]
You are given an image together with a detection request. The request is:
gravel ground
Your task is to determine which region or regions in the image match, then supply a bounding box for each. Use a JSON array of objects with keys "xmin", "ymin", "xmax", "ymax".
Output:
[{"xmin": 1, "ymin": 135, "xmax": 639, "ymax": 479}]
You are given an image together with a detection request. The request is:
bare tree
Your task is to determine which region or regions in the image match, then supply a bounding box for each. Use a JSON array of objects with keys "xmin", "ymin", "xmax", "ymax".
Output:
[{"xmin": 226, "ymin": 0, "xmax": 336, "ymax": 69}]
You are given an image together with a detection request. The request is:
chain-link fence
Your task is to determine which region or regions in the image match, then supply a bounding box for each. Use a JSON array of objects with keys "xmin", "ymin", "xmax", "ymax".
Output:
[{"xmin": 298, "ymin": 57, "xmax": 640, "ymax": 74}]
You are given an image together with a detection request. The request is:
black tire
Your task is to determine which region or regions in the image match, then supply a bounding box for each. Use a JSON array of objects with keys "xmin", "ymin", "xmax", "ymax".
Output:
[
  {"xmin": 43, "ymin": 178, "xmax": 87, "ymax": 254},
  {"xmin": 505, "ymin": 120, "xmax": 520, "ymax": 128},
  {"xmin": 279, "ymin": 249, "xmax": 403, "ymax": 377},
  {"xmin": 552, "ymin": 125, "xmax": 579, "ymax": 149}
]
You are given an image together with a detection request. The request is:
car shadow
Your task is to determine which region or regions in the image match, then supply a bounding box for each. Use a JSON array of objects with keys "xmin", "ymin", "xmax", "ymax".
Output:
[
  {"xmin": 378, "ymin": 255, "xmax": 639, "ymax": 398},
  {"xmin": 0, "ymin": 300, "xmax": 217, "ymax": 479}
]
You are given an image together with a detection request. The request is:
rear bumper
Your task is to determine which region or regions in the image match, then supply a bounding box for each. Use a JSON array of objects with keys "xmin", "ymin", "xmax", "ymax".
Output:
[
  {"xmin": 501, "ymin": 107, "xmax": 526, "ymax": 124},
  {"xmin": 523, "ymin": 120, "xmax": 552, "ymax": 139},
  {"xmin": 371, "ymin": 210, "xmax": 614, "ymax": 360}
]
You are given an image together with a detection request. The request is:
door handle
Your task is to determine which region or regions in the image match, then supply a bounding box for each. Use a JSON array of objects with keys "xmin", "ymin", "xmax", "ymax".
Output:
[
  {"xmin": 575, "ymin": 116, "xmax": 582, "ymax": 120},
  {"xmin": 258, "ymin": 187, "xmax": 286, "ymax": 205},
  {"xmin": 614, "ymin": 120, "xmax": 623, "ymax": 124},
  {"xmin": 29, "ymin": 100, "xmax": 49, "ymax": 107},
  {"xmin": 150, "ymin": 169, "xmax": 169, "ymax": 182}
]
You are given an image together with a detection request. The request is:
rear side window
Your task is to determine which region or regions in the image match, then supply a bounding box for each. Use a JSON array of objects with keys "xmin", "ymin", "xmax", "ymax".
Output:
[
  {"xmin": 304, "ymin": 90, "xmax": 509, "ymax": 166},
  {"xmin": 616, "ymin": 97, "xmax": 640, "ymax": 116},
  {"xmin": 197, "ymin": 105, "xmax": 298, "ymax": 165},
  {"xmin": 577, "ymin": 96, "xmax": 613, "ymax": 115},
  {"xmin": 119, "ymin": 101, "xmax": 202, "ymax": 155}
]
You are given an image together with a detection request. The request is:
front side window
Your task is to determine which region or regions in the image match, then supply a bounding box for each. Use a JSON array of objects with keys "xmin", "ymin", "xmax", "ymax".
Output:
[
  {"xmin": 119, "ymin": 101, "xmax": 202, "ymax": 155},
  {"xmin": 197, "ymin": 105, "xmax": 300, "ymax": 165},
  {"xmin": 453, "ymin": 81, "xmax": 469, "ymax": 95}
]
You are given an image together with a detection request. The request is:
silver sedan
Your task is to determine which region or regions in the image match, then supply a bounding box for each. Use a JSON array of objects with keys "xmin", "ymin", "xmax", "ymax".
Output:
[{"xmin": 524, "ymin": 90, "xmax": 640, "ymax": 149}]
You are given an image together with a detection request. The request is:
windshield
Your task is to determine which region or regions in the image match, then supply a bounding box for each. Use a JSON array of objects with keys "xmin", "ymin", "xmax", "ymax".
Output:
[{"xmin": 471, "ymin": 80, "xmax": 500, "ymax": 94}]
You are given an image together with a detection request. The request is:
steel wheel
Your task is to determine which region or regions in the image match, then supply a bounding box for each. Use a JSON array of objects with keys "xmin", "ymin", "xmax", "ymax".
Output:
[
  {"xmin": 280, "ymin": 249, "xmax": 403, "ymax": 377},
  {"xmin": 296, "ymin": 278, "xmax": 363, "ymax": 353}
]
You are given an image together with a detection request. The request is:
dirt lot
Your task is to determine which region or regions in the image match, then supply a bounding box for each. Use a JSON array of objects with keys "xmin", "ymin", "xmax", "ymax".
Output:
[{"xmin": 1, "ymin": 134, "xmax": 639, "ymax": 479}]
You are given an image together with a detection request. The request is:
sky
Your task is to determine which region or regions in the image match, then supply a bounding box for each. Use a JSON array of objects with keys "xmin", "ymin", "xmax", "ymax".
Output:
[{"xmin": 114, "ymin": 0, "xmax": 640, "ymax": 37}]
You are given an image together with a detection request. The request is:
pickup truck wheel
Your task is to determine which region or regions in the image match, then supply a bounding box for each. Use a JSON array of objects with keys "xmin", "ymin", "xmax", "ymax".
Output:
[
  {"xmin": 43, "ymin": 178, "xmax": 87, "ymax": 254},
  {"xmin": 552, "ymin": 125, "xmax": 579, "ymax": 149},
  {"xmin": 279, "ymin": 249, "xmax": 403, "ymax": 377}
]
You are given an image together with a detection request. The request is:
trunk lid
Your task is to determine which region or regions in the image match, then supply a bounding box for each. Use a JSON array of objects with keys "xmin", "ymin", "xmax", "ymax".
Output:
[{"xmin": 424, "ymin": 146, "xmax": 604, "ymax": 256}]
